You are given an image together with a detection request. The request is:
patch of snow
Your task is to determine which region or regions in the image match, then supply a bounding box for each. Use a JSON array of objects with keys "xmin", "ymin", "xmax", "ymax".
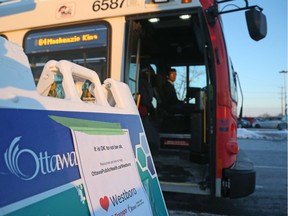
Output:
[
  {"xmin": 237, "ymin": 128, "xmax": 265, "ymax": 139},
  {"xmin": 237, "ymin": 128, "xmax": 287, "ymax": 140}
]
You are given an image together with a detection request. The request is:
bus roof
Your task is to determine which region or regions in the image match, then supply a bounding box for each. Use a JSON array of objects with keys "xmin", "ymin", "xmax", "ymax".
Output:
[{"xmin": 0, "ymin": 0, "xmax": 203, "ymax": 32}]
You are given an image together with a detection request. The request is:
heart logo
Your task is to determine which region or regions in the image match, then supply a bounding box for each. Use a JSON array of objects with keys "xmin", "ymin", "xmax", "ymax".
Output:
[{"xmin": 99, "ymin": 196, "xmax": 109, "ymax": 211}]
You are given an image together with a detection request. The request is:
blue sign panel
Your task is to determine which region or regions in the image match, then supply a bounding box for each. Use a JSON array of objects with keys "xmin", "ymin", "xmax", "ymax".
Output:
[{"xmin": 0, "ymin": 109, "xmax": 143, "ymax": 207}]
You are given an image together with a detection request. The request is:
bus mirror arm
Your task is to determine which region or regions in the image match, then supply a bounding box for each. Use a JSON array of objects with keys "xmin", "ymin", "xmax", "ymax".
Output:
[{"xmin": 206, "ymin": 0, "xmax": 267, "ymax": 41}]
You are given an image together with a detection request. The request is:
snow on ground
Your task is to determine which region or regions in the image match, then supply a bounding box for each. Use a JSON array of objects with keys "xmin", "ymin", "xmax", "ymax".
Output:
[
  {"xmin": 237, "ymin": 128, "xmax": 287, "ymax": 140},
  {"xmin": 237, "ymin": 128, "xmax": 265, "ymax": 139}
]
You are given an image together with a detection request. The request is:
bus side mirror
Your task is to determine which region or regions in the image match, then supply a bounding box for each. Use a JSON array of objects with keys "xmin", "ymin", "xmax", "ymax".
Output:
[{"xmin": 245, "ymin": 8, "xmax": 267, "ymax": 41}]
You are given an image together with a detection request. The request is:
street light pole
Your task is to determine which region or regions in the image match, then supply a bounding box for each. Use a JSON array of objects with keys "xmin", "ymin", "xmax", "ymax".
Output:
[{"xmin": 279, "ymin": 70, "xmax": 288, "ymax": 116}]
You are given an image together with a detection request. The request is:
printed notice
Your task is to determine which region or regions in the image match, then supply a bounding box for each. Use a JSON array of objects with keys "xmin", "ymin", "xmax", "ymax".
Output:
[{"xmin": 72, "ymin": 129, "xmax": 153, "ymax": 216}]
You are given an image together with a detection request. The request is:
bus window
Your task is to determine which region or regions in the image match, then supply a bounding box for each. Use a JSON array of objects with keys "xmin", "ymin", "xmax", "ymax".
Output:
[
  {"xmin": 228, "ymin": 59, "xmax": 238, "ymax": 102},
  {"xmin": 128, "ymin": 61, "xmax": 137, "ymax": 95},
  {"xmin": 172, "ymin": 65, "xmax": 206, "ymax": 103},
  {"xmin": 171, "ymin": 66, "xmax": 186, "ymax": 101},
  {"xmin": 188, "ymin": 66, "xmax": 207, "ymax": 89},
  {"xmin": 79, "ymin": 80, "xmax": 96, "ymax": 103},
  {"xmin": 24, "ymin": 23, "xmax": 110, "ymax": 85},
  {"xmin": 37, "ymin": 60, "xmax": 97, "ymax": 103},
  {"xmin": 46, "ymin": 74, "xmax": 65, "ymax": 99}
]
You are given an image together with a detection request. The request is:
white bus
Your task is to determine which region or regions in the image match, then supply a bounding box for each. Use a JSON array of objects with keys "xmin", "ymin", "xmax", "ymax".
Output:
[{"xmin": 0, "ymin": 0, "xmax": 267, "ymax": 214}]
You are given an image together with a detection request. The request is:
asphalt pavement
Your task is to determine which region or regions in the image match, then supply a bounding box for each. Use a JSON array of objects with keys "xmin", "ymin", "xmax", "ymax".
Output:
[{"xmin": 166, "ymin": 128, "xmax": 287, "ymax": 216}]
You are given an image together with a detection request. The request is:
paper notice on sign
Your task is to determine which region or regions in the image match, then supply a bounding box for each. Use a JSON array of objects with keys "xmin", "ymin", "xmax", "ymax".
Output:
[{"xmin": 72, "ymin": 129, "xmax": 153, "ymax": 216}]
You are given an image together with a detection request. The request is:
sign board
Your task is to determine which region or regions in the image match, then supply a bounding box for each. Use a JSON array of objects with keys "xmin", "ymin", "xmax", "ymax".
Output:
[
  {"xmin": 0, "ymin": 37, "xmax": 168, "ymax": 216},
  {"xmin": 72, "ymin": 129, "xmax": 152, "ymax": 215}
]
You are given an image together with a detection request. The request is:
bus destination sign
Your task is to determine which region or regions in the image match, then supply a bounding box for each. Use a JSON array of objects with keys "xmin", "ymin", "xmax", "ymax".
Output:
[{"xmin": 25, "ymin": 24, "xmax": 108, "ymax": 54}]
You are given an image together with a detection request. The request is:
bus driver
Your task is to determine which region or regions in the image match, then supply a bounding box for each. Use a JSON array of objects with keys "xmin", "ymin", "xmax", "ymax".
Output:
[{"xmin": 162, "ymin": 68, "xmax": 194, "ymax": 115}]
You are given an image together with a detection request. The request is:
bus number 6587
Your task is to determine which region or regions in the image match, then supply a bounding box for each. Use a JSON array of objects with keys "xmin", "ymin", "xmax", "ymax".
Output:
[{"xmin": 92, "ymin": 0, "xmax": 125, "ymax": 12}]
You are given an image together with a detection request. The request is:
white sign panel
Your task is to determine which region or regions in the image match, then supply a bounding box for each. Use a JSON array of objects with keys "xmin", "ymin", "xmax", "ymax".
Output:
[{"xmin": 72, "ymin": 129, "xmax": 153, "ymax": 216}]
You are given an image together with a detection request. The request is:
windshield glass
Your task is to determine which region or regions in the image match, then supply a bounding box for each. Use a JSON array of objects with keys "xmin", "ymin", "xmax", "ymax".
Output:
[{"xmin": 172, "ymin": 65, "xmax": 206, "ymax": 101}]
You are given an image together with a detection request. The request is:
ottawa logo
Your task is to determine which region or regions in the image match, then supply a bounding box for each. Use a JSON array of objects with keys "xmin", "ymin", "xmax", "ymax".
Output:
[{"xmin": 2, "ymin": 136, "xmax": 78, "ymax": 180}]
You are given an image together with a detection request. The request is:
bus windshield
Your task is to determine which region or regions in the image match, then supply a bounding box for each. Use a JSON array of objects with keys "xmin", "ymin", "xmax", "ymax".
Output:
[{"xmin": 173, "ymin": 65, "xmax": 207, "ymax": 101}]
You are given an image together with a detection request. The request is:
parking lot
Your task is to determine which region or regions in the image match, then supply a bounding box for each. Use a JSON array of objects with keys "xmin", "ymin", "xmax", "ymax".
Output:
[
  {"xmin": 167, "ymin": 128, "xmax": 287, "ymax": 216},
  {"xmin": 238, "ymin": 116, "xmax": 287, "ymax": 130}
]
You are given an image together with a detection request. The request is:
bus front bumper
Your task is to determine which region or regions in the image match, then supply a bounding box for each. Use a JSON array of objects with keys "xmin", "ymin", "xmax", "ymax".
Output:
[{"xmin": 222, "ymin": 149, "xmax": 256, "ymax": 198}]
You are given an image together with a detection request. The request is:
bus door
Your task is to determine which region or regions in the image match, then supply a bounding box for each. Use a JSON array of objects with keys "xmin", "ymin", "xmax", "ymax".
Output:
[{"xmin": 125, "ymin": 9, "xmax": 216, "ymax": 196}]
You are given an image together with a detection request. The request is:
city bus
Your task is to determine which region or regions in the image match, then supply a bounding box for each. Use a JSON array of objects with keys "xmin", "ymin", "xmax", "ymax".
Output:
[{"xmin": 0, "ymin": 0, "xmax": 266, "ymax": 208}]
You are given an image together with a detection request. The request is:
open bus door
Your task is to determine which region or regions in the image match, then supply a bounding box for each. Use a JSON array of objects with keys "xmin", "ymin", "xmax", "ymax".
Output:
[
  {"xmin": 125, "ymin": 9, "xmax": 216, "ymax": 196},
  {"xmin": 124, "ymin": 2, "xmax": 267, "ymax": 198}
]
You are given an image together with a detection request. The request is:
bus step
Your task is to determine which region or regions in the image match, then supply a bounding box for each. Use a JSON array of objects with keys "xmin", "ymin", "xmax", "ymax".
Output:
[{"xmin": 160, "ymin": 181, "xmax": 210, "ymax": 195}]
